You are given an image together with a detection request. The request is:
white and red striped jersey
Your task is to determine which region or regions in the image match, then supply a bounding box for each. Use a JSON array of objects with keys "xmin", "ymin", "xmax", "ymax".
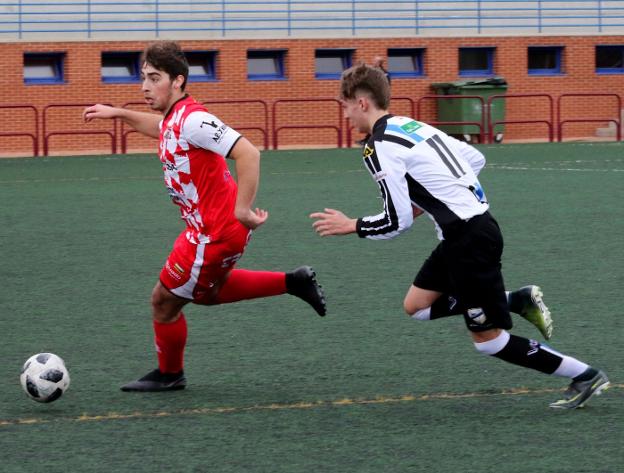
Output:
[{"xmin": 159, "ymin": 95, "xmax": 242, "ymax": 244}]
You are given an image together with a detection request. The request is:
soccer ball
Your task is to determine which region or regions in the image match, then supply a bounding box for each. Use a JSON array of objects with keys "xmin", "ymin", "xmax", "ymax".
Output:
[{"xmin": 20, "ymin": 353, "xmax": 70, "ymax": 403}]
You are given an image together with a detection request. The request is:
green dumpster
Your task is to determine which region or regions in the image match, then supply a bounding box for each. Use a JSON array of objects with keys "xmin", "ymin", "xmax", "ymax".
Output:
[{"xmin": 431, "ymin": 77, "xmax": 508, "ymax": 143}]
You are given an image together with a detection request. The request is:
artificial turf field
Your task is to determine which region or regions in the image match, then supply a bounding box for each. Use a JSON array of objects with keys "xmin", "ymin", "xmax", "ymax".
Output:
[{"xmin": 0, "ymin": 142, "xmax": 622, "ymax": 472}]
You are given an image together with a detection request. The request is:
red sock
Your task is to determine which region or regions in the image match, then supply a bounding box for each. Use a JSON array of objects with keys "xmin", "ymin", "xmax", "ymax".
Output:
[
  {"xmin": 153, "ymin": 313, "xmax": 187, "ymax": 373},
  {"xmin": 215, "ymin": 269, "xmax": 286, "ymax": 304}
]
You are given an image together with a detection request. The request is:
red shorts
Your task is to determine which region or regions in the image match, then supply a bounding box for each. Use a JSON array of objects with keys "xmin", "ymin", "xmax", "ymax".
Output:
[{"xmin": 159, "ymin": 225, "xmax": 252, "ymax": 302}]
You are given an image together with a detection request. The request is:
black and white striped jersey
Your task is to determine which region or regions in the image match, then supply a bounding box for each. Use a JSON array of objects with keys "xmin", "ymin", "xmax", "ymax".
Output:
[{"xmin": 356, "ymin": 114, "xmax": 488, "ymax": 241}]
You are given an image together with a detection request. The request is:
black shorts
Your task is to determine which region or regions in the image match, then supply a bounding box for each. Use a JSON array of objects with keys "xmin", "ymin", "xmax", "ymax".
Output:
[{"xmin": 413, "ymin": 212, "xmax": 512, "ymax": 332}]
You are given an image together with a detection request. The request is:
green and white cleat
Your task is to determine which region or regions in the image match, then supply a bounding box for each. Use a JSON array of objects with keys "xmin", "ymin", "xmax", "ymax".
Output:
[
  {"xmin": 514, "ymin": 285, "xmax": 553, "ymax": 340},
  {"xmin": 549, "ymin": 369, "xmax": 610, "ymax": 409}
]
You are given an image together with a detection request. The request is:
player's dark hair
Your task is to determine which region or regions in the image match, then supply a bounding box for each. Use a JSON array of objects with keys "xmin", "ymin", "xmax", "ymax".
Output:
[
  {"xmin": 340, "ymin": 63, "xmax": 390, "ymax": 109},
  {"xmin": 142, "ymin": 41, "xmax": 189, "ymax": 91}
]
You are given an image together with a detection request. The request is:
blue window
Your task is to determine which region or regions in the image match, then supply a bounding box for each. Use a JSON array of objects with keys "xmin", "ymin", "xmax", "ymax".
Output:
[
  {"xmin": 528, "ymin": 47, "xmax": 563, "ymax": 75},
  {"xmin": 596, "ymin": 45, "xmax": 624, "ymax": 74},
  {"xmin": 24, "ymin": 53, "xmax": 65, "ymax": 84},
  {"xmin": 101, "ymin": 52, "xmax": 141, "ymax": 83},
  {"xmin": 185, "ymin": 51, "xmax": 217, "ymax": 82},
  {"xmin": 387, "ymin": 48, "xmax": 425, "ymax": 78},
  {"xmin": 247, "ymin": 50, "xmax": 286, "ymax": 81},
  {"xmin": 459, "ymin": 47, "xmax": 495, "ymax": 76},
  {"xmin": 315, "ymin": 49, "xmax": 353, "ymax": 80}
]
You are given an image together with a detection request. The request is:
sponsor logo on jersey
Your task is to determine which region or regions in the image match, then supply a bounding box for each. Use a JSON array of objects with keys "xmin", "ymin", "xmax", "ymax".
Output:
[
  {"xmin": 467, "ymin": 307, "xmax": 487, "ymax": 325},
  {"xmin": 363, "ymin": 145, "xmax": 374, "ymax": 158},
  {"xmin": 212, "ymin": 124, "xmax": 228, "ymax": 143},
  {"xmin": 400, "ymin": 121, "xmax": 423, "ymax": 134},
  {"xmin": 165, "ymin": 261, "xmax": 183, "ymax": 281},
  {"xmin": 173, "ymin": 263, "xmax": 185, "ymax": 274}
]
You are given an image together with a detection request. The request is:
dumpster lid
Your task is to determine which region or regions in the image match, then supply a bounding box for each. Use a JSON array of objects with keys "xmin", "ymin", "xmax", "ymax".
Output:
[{"xmin": 432, "ymin": 76, "xmax": 507, "ymax": 88}]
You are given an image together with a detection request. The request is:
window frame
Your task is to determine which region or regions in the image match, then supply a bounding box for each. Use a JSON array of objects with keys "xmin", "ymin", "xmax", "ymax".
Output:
[
  {"xmin": 185, "ymin": 50, "xmax": 218, "ymax": 82},
  {"xmin": 23, "ymin": 52, "xmax": 65, "ymax": 85},
  {"xmin": 458, "ymin": 47, "xmax": 495, "ymax": 77},
  {"xmin": 595, "ymin": 45, "xmax": 624, "ymax": 74},
  {"xmin": 314, "ymin": 48, "xmax": 354, "ymax": 80},
  {"xmin": 387, "ymin": 48, "xmax": 425, "ymax": 78},
  {"xmin": 528, "ymin": 46, "xmax": 564, "ymax": 76},
  {"xmin": 247, "ymin": 49, "xmax": 287, "ymax": 81},
  {"xmin": 101, "ymin": 51, "xmax": 141, "ymax": 84}
]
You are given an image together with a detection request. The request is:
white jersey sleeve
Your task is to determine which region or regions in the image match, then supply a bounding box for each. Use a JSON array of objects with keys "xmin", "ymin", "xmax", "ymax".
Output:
[
  {"xmin": 356, "ymin": 142, "xmax": 415, "ymax": 240},
  {"xmin": 182, "ymin": 111, "xmax": 241, "ymax": 157}
]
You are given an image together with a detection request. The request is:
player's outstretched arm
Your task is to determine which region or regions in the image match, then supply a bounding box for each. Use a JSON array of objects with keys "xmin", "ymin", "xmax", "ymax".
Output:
[
  {"xmin": 83, "ymin": 104, "xmax": 161, "ymax": 139},
  {"xmin": 310, "ymin": 208, "xmax": 357, "ymax": 236},
  {"xmin": 229, "ymin": 137, "xmax": 268, "ymax": 230}
]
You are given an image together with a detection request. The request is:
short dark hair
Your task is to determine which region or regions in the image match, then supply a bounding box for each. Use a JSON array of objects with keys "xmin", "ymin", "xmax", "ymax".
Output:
[
  {"xmin": 142, "ymin": 41, "xmax": 189, "ymax": 91},
  {"xmin": 340, "ymin": 63, "xmax": 390, "ymax": 110}
]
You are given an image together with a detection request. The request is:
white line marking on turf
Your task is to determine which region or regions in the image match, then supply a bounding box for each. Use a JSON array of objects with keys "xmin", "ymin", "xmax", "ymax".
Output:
[
  {"xmin": 487, "ymin": 165, "xmax": 624, "ymax": 172},
  {"xmin": 1, "ymin": 384, "xmax": 620, "ymax": 427}
]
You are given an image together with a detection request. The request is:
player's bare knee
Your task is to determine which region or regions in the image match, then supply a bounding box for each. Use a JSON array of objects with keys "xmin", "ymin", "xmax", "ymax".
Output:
[
  {"xmin": 403, "ymin": 300, "xmax": 413, "ymax": 316},
  {"xmin": 403, "ymin": 297, "xmax": 426, "ymax": 317},
  {"xmin": 150, "ymin": 296, "xmax": 171, "ymax": 323},
  {"xmin": 150, "ymin": 285, "xmax": 182, "ymax": 323},
  {"xmin": 150, "ymin": 286, "xmax": 165, "ymax": 309},
  {"xmin": 403, "ymin": 297, "xmax": 415, "ymax": 315},
  {"xmin": 151, "ymin": 302, "xmax": 179, "ymax": 323}
]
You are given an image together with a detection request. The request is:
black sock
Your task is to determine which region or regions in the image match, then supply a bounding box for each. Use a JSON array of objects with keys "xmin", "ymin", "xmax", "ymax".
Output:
[{"xmin": 493, "ymin": 334, "xmax": 562, "ymax": 374}]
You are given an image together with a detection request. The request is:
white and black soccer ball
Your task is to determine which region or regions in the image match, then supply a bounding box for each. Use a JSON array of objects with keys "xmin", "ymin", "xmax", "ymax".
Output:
[{"xmin": 20, "ymin": 353, "xmax": 70, "ymax": 403}]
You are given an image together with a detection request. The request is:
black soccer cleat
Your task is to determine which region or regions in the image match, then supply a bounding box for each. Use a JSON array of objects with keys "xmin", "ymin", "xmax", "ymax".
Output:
[
  {"xmin": 120, "ymin": 369, "xmax": 186, "ymax": 392},
  {"xmin": 286, "ymin": 266, "xmax": 327, "ymax": 316}
]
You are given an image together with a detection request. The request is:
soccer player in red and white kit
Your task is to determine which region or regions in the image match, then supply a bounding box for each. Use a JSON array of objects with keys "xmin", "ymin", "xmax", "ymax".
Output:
[{"xmin": 83, "ymin": 41, "xmax": 326, "ymax": 392}]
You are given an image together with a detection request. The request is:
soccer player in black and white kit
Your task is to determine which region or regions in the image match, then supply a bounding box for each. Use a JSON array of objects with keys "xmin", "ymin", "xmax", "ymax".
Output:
[{"xmin": 311, "ymin": 63, "xmax": 609, "ymax": 409}]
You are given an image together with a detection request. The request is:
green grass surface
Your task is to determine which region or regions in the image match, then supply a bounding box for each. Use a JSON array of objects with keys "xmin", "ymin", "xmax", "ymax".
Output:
[{"xmin": 1, "ymin": 143, "xmax": 622, "ymax": 472}]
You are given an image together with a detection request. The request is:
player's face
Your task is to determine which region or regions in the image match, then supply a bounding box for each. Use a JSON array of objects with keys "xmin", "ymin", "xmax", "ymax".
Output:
[
  {"xmin": 341, "ymin": 96, "xmax": 370, "ymax": 134},
  {"xmin": 141, "ymin": 63, "xmax": 182, "ymax": 113}
]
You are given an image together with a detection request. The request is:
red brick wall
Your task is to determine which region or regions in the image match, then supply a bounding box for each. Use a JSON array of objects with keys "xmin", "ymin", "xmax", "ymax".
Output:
[{"xmin": 2, "ymin": 35, "xmax": 623, "ymax": 156}]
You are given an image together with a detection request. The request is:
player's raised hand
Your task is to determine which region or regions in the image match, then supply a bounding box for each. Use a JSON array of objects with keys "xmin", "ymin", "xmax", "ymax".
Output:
[
  {"xmin": 83, "ymin": 104, "xmax": 119, "ymax": 122},
  {"xmin": 236, "ymin": 207, "xmax": 269, "ymax": 230},
  {"xmin": 310, "ymin": 208, "xmax": 357, "ymax": 236}
]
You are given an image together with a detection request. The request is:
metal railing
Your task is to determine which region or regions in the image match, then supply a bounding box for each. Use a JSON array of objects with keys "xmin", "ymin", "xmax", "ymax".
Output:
[
  {"xmin": 488, "ymin": 93, "xmax": 555, "ymax": 143},
  {"xmin": 557, "ymin": 93, "xmax": 622, "ymax": 142},
  {"xmin": 2, "ymin": 1, "xmax": 623, "ymax": 40},
  {"xmin": 272, "ymin": 98, "xmax": 343, "ymax": 149},
  {"xmin": 6, "ymin": 93, "xmax": 623, "ymax": 157},
  {"xmin": 43, "ymin": 103, "xmax": 117, "ymax": 156},
  {"xmin": 0, "ymin": 105, "xmax": 39, "ymax": 156}
]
